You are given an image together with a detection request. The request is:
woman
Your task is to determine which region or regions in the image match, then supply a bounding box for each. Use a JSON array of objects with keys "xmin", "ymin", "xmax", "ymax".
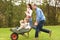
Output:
[{"xmin": 25, "ymin": 4, "xmax": 33, "ymax": 27}]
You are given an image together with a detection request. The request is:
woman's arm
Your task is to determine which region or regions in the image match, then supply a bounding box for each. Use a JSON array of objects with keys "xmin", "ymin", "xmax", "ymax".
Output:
[{"xmin": 25, "ymin": 10, "xmax": 32, "ymax": 16}]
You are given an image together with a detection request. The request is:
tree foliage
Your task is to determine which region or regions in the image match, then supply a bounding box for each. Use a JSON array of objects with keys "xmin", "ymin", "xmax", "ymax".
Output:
[{"xmin": 0, "ymin": 0, "xmax": 60, "ymax": 27}]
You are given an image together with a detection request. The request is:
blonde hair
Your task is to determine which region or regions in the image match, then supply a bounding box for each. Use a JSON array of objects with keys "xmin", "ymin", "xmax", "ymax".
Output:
[
  {"xmin": 24, "ymin": 17, "xmax": 29, "ymax": 22},
  {"xmin": 20, "ymin": 20, "xmax": 24, "ymax": 24},
  {"xmin": 32, "ymin": 3, "xmax": 37, "ymax": 6}
]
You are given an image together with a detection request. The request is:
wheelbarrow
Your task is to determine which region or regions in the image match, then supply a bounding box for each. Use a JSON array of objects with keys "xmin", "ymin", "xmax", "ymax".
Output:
[{"xmin": 10, "ymin": 27, "xmax": 32, "ymax": 40}]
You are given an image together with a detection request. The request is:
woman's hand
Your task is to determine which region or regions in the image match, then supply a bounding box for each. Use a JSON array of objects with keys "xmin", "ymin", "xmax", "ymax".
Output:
[{"xmin": 25, "ymin": 11, "xmax": 28, "ymax": 15}]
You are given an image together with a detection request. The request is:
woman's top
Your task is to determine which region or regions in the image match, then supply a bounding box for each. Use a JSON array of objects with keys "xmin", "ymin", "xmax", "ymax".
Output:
[{"xmin": 25, "ymin": 8, "xmax": 32, "ymax": 18}]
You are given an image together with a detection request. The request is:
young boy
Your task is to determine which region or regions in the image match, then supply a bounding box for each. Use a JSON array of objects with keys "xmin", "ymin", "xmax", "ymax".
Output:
[{"xmin": 17, "ymin": 18, "xmax": 31, "ymax": 31}]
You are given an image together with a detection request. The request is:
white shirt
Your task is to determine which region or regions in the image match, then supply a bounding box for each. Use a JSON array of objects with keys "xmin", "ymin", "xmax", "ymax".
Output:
[
  {"xmin": 24, "ymin": 22, "xmax": 31, "ymax": 29},
  {"xmin": 25, "ymin": 8, "xmax": 32, "ymax": 17},
  {"xmin": 17, "ymin": 22, "xmax": 31, "ymax": 31}
]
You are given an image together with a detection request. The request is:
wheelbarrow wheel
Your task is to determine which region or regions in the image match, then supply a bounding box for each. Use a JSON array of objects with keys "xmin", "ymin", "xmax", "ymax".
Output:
[{"xmin": 11, "ymin": 33, "xmax": 18, "ymax": 40}]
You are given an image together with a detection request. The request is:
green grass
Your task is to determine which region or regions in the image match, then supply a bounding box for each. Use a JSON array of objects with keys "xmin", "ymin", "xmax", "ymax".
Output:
[{"xmin": 0, "ymin": 26, "xmax": 60, "ymax": 40}]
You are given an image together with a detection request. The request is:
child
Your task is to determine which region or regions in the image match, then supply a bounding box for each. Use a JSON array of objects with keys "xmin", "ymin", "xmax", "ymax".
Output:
[
  {"xmin": 24, "ymin": 18, "xmax": 31, "ymax": 29},
  {"xmin": 17, "ymin": 18, "xmax": 31, "ymax": 31},
  {"xmin": 17, "ymin": 20, "xmax": 25, "ymax": 31}
]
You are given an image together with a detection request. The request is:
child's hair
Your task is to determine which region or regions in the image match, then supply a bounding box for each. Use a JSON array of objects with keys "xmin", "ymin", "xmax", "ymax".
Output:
[
  {"xmin": 20, "ymin": 20, "xmax": 24, "ymax": 24},
  {"xmin": 24, "ymin": 17, "xmax": 29, "ymax": 22}
]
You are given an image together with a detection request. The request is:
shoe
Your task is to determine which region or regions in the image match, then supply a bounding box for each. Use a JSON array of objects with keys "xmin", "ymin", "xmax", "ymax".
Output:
[
  {"xmin": 33, "ymin": 38, "xmax": 39, "ymax": 40},
  {"xmin": 49, "ymin": 31, "xmax": 52, "ymax": 37},
  {"xmin": 20, "ymin": 33, "xmax": 24, "ymax": 35}
]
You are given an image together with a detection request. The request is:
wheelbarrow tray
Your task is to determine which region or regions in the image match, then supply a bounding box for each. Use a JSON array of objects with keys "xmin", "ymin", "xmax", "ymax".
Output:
[{"xmin": 10, "ymin": 28, "xmax": 31, "ymax": 34}]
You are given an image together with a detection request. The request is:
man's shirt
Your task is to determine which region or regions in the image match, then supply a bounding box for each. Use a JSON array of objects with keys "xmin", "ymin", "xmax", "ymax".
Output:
[{"xmin": 36, "ymin": 7, "xmax": 46, "ymax": 22}]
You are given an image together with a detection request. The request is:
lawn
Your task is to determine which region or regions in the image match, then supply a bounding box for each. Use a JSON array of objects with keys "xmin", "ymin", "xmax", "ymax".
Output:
[{"xmin": 0, "ymin": 26, "xmax": 60, "ymax": 40}]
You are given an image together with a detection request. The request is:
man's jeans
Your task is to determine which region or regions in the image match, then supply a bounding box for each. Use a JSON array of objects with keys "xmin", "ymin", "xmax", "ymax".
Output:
[{"xmin": 35, "ymin": 20, "xmax": 50, "ymax": 38}]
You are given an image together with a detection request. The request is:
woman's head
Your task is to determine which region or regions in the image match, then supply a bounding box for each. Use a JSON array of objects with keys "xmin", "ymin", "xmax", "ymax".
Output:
[{"xmin": 27, "ymin": 4, "xmax": 32, "ymax": 10}]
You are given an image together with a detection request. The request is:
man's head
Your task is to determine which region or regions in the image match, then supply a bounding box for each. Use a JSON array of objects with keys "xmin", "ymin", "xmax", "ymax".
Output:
[{"xmin": 32, "ymin": 3, "xmax": 37, "ymax": 10}]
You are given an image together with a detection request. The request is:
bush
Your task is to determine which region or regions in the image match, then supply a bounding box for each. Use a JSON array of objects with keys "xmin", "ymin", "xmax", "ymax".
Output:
[{"xmin": 0, "ymin": 1, "xmax": 60, "ymax": 27}]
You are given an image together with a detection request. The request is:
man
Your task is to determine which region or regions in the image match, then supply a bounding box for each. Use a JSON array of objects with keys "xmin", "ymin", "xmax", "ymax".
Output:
[{"xmin": 32, "ymin": 4, "xmax": 51, "ymax": 40}]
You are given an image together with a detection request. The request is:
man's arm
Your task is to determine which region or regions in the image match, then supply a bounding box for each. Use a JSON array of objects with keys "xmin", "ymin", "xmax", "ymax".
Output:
[
  {"xmin": 34, "ymin": 10, "xmax": 40, "ymax": 26},
  {"xmin": 34, "ymin": 9, "xmax": 43, "ymax": 26},
  {"xmin": 34, "ymin": 21, "xmax": 38, "ymax": 26}
]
